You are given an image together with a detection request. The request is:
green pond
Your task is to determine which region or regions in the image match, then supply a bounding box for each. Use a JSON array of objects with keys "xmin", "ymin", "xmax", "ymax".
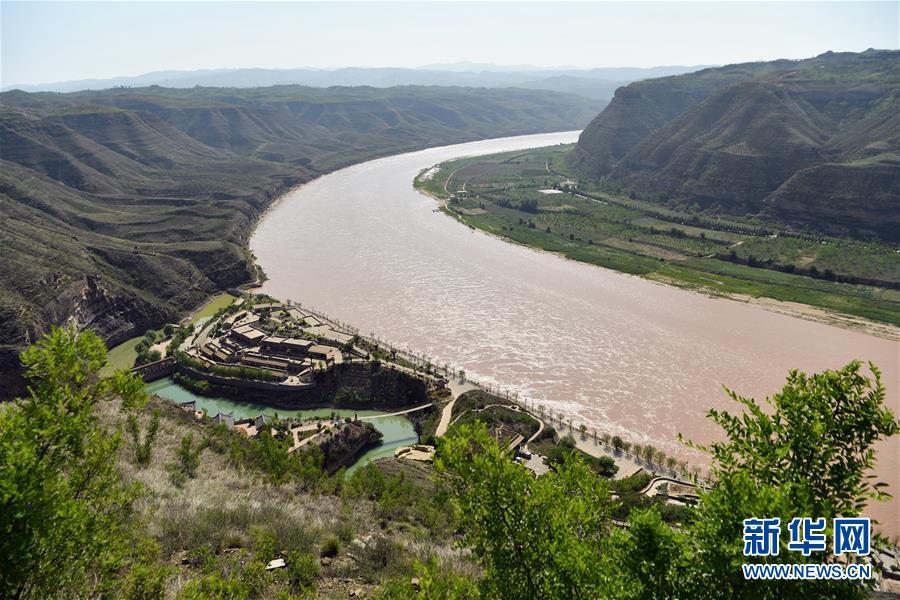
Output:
[{"xmin": 146, "ymin": 377, "xmax": 417, "ymax": 474}]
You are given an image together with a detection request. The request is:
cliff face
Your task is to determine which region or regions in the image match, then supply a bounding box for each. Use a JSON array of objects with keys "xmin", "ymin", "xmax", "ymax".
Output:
[
  {"xmin": 0, "ymin": 85, "xmax": 597, "ymax": 370},
  {"xmin": 570, "ymin": 50, "xmax": 900, "ymax": 240}
]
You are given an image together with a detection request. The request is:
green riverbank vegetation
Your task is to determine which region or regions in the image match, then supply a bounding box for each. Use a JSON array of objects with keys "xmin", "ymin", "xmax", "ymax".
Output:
[
  {"xmin": 415, "ymin": 146, "xmax": 900, "ymax": 328},
  {"xmin": 1, "ymin": 327, "xmax": 897, "ymax": 598}
]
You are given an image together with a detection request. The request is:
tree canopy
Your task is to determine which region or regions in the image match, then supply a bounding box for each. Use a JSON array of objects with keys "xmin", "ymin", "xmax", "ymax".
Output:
[{"xmin": 0, "ymin": 327, "xmax": 147, "ymax": 598}]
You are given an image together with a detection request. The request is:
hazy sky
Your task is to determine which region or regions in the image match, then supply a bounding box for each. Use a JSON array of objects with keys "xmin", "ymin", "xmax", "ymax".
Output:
[{"xmin": 2, "ymin": 1, "xmax": 897, "ymax": 86}]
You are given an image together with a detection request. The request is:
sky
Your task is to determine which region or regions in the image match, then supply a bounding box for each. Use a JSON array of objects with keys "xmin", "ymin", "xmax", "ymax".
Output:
[{"xmin": 2, "ymin": 1, "xmax": 898, "ymax": 86}]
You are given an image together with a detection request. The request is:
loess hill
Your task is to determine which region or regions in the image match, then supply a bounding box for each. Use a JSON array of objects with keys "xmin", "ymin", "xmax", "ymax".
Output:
[
  {"xmin": 0, "ymin": 84, "xmax": 597, "ymax": 369},
  {"xmin": 569, "ymin": 50, "xmax": 900, "ymax": 241}
]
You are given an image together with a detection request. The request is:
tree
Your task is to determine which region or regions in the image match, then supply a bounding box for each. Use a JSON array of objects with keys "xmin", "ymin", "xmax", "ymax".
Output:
[
  {"xmin": 604, "ymin": 508, "xmax": 690, "ymax": 599},
  {"xmin": 435, "ymin": 423, "xmax": 621, "ymax": 599},
  {"xmin": 0, "ymin": 326, "xmax": 146, "ymax": 598},
  {"xmin": 688, "ymin": 360, "xmax": 898, "ymax": 521},
  {"xmin": 126, "ymin": 410, "xmax": 160, "ymax": 467},
  {"xmin": 683, "ymin": 361, "xmax": 898, "ymax": 599},
  {"xmin": 175, "ymin": 434, "xmax": 203, "ymax": 478}
]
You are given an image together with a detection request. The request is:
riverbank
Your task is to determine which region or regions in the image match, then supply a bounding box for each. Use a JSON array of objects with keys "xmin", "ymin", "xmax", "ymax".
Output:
[{"xmin": 415, "ymin": 146, "xmax": 900, "ymax": 338}]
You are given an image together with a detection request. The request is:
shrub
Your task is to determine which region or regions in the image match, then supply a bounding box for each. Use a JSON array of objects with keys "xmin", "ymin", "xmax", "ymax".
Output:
[
  {"xmin": 176, "ymin": 434, "xmax": 204, "ymax": 478},
  {"xmin": 126, "ymin": 410, "xmax": 160, "ymax": 467},
  {"xmin": 250, "ymin": 525, "xmax": 277, "ymax": 562},
  {"xmin": 177, "ymin": 572, "xmax": 250, "ymax": 599},
  {"xmin": 320, "ymin": 535, "xmax": 341, "ymax": 558},
  {"xmin": 286, "ymin": 551, "xmax": 319, "ymax": 595}
]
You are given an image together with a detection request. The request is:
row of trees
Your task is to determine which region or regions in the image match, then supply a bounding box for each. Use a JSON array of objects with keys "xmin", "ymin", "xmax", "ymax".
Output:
[{"xmin": 535, "ymin": 405, "xmax": 695, "ymax": 479}]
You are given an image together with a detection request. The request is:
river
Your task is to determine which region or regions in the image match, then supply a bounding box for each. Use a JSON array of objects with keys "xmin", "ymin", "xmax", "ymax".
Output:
[{"xmin": 250, "ymin": 131, "xmax": 899, "ymax": 534}]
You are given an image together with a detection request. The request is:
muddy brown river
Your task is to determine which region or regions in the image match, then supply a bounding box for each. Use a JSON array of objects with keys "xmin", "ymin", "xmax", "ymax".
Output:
[{"xmin": 251, "ymin": 131, "xmax": 899, "ymax": 534}]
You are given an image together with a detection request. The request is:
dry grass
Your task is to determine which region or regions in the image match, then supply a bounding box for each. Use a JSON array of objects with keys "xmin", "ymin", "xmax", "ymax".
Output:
[{"xmin": 96, "ymin": 395, "xmax": 470, "ymax": 597}]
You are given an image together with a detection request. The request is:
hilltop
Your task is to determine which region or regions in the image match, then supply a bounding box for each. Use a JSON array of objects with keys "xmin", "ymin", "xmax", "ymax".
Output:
[
  {"xmin": 0, "ymin": 84, "xmax": 596, "ymax": 385},
  {"xmin": 569, "ymin": 50, "xmax": 900, "ymax": 241},
  {"xmin": 2, "ymin": 64, "xmax": 711, "ymax": 102}
]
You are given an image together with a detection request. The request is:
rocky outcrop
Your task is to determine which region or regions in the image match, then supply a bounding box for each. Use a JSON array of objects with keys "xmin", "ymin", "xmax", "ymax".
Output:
[
  {"xmin": 316, "ymin": 421, "xmax": 383, "ymax": 474},
  {"xmin": 39, "ymin": 275, "xmax": 174, "ymax": 347}
]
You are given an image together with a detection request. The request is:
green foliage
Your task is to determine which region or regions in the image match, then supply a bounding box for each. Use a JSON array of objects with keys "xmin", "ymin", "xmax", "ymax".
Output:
[
  {"xmin": 678, "ymin": 361, "xmax": 898, "ymax": 599},
  {"xmin": 357, "ymin": 536, "xmax": 409, "ymax": 582},
  {"xmin": 176, "ymin": 434, "xmax": 204, "ymax": 478},
  {"xmin": 117, "ymin": 539, "xmax": 175, "ymax": 600},
  {"xmin": 320, "ymin": 534, "xmax": 341, "ymax": 558},
  {"xmin": 692, "ymin": 360, "xmax": 899, "ymax": 519},
  {"xmin": 0, "ymin": 326, "xmax": 145, "ymax": 598},
  {"xmin": 376, "ymin": 559, "xmax": 479, "ymax": 599},
  {"xmin": 436, "ymin": 423, "xmax": 618, "ymax": 599},
  {"xmin": 250, "ymin": 525, "xmax": 278, "ymax": 562},
  {"xmin": 286, "ymin": 551, "xmax": 319, "ymax": 596},
  {"xmin": 127, "ymin": 410, "xmax": 161, "ymax": 467},
  {"xmin": 178, "ymin": 572, "xmax": 251, "ymax": 599},
  {"xmin": 544, "ymin": 434, "xmax": 619, "ymax": 478},
  {"xmin": 604, "ymin": 508, "xmax": 691, "ymax": 599}
]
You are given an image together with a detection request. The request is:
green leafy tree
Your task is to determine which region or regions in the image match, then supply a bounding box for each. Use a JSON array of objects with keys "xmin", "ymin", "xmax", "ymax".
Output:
[
  {"xmin": 176, "ymin": 434, "xmax": 204, "ymax": 478},
  {"xmin": 604, "ymin": 508, "xmax": 691, "ymax": 599},
  {"xmin": 691, "ymin": 361, "xmax": 898, "ymax": 519},
  {"xmin": 682, "ymin": 361, "xmax": 898, "ymax": 599},
  {"xmin": 0, "ymin": 326, "xmax": 147, "ymax": 598},
  {"xmin": 435, "ymin": 423, "xmax": 624, "ymax": 599},
  {"xmin": 126, "ymin": 410, "xmax": 161, "ymax": 467}
]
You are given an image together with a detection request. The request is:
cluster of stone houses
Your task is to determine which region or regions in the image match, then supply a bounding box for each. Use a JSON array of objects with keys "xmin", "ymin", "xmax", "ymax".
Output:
[{"xmin": 189, "ymin": 303, "xmax": 354, "ymax": 382}]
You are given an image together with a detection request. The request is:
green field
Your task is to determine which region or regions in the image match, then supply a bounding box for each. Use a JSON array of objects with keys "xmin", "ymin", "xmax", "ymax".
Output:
[
  {"xmin": 191, "ymin": 293, "xmax": 237, "ymax": 322},
  {"xmin": 99, "ymin": 335, "xmax": 145, "ymax": 377},
  {"xmin": 417, "ymin": 146, "xmax": 900, "ymax": 327}
]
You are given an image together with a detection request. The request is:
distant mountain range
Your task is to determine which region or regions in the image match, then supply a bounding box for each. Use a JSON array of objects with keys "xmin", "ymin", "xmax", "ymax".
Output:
[
  {"xmin": 0, "ymin": 84, "xmax": 596, "ymax": 386},
  {"xmin": 2, "ymin": 64, "xmax": 710, "ymax": 102},
  {"xmin": 569, "ymin": 50, "xmax": 900, "ymax": 240}
]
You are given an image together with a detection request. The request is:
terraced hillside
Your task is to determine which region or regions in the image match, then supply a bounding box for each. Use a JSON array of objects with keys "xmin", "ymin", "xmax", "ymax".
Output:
[
  {"xmin": 569, "ymin": 50, "xmax": 900, "ymax": 241},
  {"xmin": 0, "ymin": 85, "xmax": 597, "ymax": 373}
]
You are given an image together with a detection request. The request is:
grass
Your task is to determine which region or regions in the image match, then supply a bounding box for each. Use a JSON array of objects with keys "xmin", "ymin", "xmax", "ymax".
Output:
[
  {"xmin": 100, "ymin": 335, "xmax": 145, "ymax": 377},
  {"xmin": 97, "ymin": 394, "xmax": 471, "ymax": 596},
  {"xmin": 191, "ymin": 293, "xmax": 237, "ymax": 323},
  {"xmin": 417, "ymin": 147, "xmax": 900, "ymax": 328}
]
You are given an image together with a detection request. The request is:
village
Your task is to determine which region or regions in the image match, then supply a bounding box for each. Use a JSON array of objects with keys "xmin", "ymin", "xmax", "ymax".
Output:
[{"xmin": 184, "ymin": 299, "xmax": 357, "ymax": 384}]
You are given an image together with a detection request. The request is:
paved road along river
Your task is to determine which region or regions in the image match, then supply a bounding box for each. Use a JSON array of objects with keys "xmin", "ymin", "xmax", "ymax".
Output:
[{"xmin": 251, "ymin": 131, "xmax": 899, "ymax": 534}]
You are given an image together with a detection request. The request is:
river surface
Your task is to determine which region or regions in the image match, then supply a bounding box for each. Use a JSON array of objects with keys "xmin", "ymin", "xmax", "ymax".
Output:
[
  {"xmin": 250, "ymin": 131, "xmax": 900, "ymax": 534},
  {"xmin": 147, "ymin": 378, "xmax": 416, "ymax": 474}
]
